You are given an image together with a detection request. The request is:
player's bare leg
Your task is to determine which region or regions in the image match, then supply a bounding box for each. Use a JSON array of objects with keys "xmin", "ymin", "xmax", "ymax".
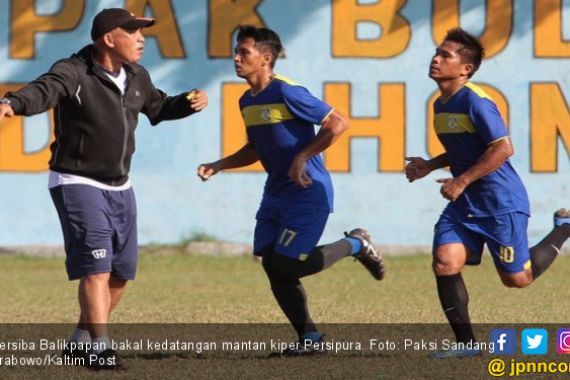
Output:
[{"xmin": 497, "ymin": 269, "xmax": 533, "ymax": 288}]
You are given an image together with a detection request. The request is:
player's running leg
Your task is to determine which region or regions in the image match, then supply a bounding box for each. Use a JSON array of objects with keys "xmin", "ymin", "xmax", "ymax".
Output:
[
  {"xmin": 262, "ymin": 250, "xmax": 323, "ymax": 356},
  {"xmin": 529, "ymin": 208, "xmax": 570, "ymax": 279},
  {"xmin": 430, "ymin": 209, "xmax": 482, "ymax": 356},
  {"xmin": 432, "ymin": 243, "xmax": 476, "ymax": 346}
]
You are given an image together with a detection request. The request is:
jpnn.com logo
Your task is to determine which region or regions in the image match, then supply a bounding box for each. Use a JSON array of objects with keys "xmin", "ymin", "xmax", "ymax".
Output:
[{"xmin": 521, "ymin": 329, "xmax": 548, "ymax": 355}]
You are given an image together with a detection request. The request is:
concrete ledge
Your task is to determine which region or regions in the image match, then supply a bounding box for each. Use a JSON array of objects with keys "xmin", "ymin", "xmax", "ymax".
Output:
[
  {"xmin": 184, "ymin": 241, "xmax": 253, "ymax": 256},
  {"xmin": 0, "ymin": 245, "xmax": 65, "ymax": 257}
]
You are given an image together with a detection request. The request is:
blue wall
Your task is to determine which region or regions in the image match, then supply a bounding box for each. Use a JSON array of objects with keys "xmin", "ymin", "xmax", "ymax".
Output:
[{"xmin": 0, "ymin": 0, "xmax": 568, "ymax": 247}]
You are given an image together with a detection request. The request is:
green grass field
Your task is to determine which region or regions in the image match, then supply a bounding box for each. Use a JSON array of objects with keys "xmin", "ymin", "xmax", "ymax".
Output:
[
  {"xmin": 2, "ymin": 250, "xmax": 569, "ymax": 323},
  {"xmin": 1, "ymin": 250, "xmax": 569, "ymax": 379}
]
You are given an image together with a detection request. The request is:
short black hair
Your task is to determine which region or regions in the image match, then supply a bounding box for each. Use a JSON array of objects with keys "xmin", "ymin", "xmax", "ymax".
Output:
[
  {"xmin": 236, "ymin": 25, "xmax": 283, "ymax": 68},
  {"xmin": 444, "ymin": 28, "xmax": 485, "ymax": 78}
]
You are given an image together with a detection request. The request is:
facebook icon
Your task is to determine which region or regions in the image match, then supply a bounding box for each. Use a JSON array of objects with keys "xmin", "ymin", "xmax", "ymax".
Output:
[{"xmin": 491, "ymin": 329, "xmax": 517, "ymax": 354}]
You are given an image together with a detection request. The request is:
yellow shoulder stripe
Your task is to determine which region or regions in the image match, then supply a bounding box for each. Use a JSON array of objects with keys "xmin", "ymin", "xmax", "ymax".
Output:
[
  {"xmin": 241, "ymin": 103, "xmax": 294, "ymax": 127},
  {"xmin": 465, "ymin": 82, "xmax": 494, "ymax": 102},
  {"xmin": 274, "ymin": 74, "xmax": 300, "ymax": 86}
]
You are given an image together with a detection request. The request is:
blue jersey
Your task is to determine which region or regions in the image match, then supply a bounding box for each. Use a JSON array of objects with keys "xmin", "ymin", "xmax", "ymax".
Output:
[
  {"xmin": 433, "ymin": 83, "xmax": 530, "ymax": 217},
  {"xmin": 240, "ymin": 75, "xmax": 334, "ymax": 211}
]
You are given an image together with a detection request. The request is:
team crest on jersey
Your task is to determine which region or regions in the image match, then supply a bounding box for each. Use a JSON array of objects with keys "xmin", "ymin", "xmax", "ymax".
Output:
[
  {"xmin": 92, "ymin": 249, "xmax": 107, "ymax": 259},
  {"xmin": 260, "ymin": 108, "xmax": 271, "ymax": 122},
  {"xmin": 447, "ymin": 116, "xmax": 458, "ymax": 130}
]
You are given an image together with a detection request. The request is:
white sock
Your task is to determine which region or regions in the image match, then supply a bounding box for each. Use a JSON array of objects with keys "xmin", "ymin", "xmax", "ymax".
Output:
[
  {"xmin": 92, "ymin": 336, "xmax": 111, "ymax": 354},
  {"xmin": 69, "ymin": 328, "xmax": 91, "ymax": 343}
]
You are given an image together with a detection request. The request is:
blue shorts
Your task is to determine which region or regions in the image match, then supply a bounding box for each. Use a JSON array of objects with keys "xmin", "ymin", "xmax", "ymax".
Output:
[
  {"xmin": 50, "ymin": 185, "xmax": 138, "ymax": 281},
  {"xmin": 253, "ymin": 205, "xmax": 329, "ymax": 261},
  {"xmin": 433, "ymin": 206, "xmax": 531, "ymax": 273}
]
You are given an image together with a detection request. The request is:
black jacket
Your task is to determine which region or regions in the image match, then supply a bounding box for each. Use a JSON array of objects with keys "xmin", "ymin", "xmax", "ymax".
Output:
[{"xmin": 6, "ymin": 45, "xmax": 195, "ymax": 185}]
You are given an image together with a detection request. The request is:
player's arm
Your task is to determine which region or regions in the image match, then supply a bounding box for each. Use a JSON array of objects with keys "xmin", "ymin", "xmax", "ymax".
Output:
[
  {"xmin": 437, "ymin": 137, "xmax": 513, "ymax": 201},
  {"xmin": 288, "ymin": 110, "xmax": 348, "ymax": 188},
  {"xmin": 405, "ymin": 153, "xmax": 449, "ymax": 182},
  {"xmin": 197, "ymin": 142, "xmax": 259, "ymax": 181}
]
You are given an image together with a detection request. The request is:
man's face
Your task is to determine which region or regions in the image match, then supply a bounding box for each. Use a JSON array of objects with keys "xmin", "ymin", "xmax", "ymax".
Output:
[
  {"xmin": 108, "ymin": 27, "xmax": 145, "ymax": 64},
  {"xmin": 234, "ymin": 37, "xmax": 269, "ymax": 79},
  {"xmin": 429, "ymin": 40, "xmax": 471, "ymax": 81}
]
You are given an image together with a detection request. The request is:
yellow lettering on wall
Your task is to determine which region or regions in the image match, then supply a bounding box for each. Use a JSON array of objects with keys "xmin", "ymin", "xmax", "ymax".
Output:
[
  {"xmin": 535, "ymin": 0, "xmax": 570, "ymax": 57},
  {"xmin": 0, "ymin": 84, "xmax": 54, "ymax": 171},
  {"xmin": 432, "ymin": 0, "xmax": 512, "ymax": 58},
  {"xmin": 427, "ymin": 84, "xmax": 509, "ymax": 158},
  {"xmin": 221, "ymin": 82, "xmax": 263, "ymax": 172},
  {"xmin": 324, "ymin": 83, "xmax": 405, "ymax": 172},
  {"xmin": 531, "ymin": 83, "xmax": 570, "ymax": 172},
  {"xmin": 332, "ymin": 0, "xmax": 410, "ymax": 58},
  {"xmin": 209, "ymin": 0, "xmax": 265, "ymax": 58},
  {"xmin": 126, "ymin": 0, "xmax": 184, "ymax": 58},
  {"xmin": 10, "ymin": 0, "xmax": 84, "ymax": 59}
]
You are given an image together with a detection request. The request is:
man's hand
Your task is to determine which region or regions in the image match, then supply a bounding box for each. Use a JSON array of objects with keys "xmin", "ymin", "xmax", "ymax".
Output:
[
  {"xmin": 436, "ymin": 177, "xmax": 468, "ymax": 202},
  {"xmin": 187, "ymin": 89, "xmax": 208, "ymax": 112},
  {"xmin": 0, "ymin": 103, "xmax": 15, "ymax": 121},
  {"xmin": 405, "ymin": 156, "xmax": 431, "ymax": 182},
  {"xmin": 288, "ymin": 155, "xmax": 312, "ymax": 188},
  {"xmin": 197, "ymin": 162, "xmax": 220, "ymax": 181}
]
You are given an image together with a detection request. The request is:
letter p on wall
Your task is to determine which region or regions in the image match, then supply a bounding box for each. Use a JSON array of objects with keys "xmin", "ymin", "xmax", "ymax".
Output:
[{"xmin": 10, "ymin": 0, "xmax": 84, "ymax": 59}]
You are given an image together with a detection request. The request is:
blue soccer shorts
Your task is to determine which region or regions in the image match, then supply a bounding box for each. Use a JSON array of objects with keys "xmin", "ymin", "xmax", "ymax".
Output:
[
  {"xmin": 50, "ymin": 184, "xmax": 138, "ymax": 281},
  {"xmin": 433, "ymin": 206, "xmax": 531, "ymax": 273},
  {"xmin": 253, "ymin": 205, "xmax": 329, "ymax": 261}
]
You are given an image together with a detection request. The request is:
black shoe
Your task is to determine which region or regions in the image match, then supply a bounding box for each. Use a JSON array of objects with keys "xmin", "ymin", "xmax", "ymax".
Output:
[
  {"xmin": 88, "ymin": 349, "xmax": 124, "ymax": 371},
  {"xmin": 345, "ymin": 228, "xmax": 385, "ymax": 280},
  {"xmin": 61, "ymin": 343, "xmax": 90, "ymax": 366}
]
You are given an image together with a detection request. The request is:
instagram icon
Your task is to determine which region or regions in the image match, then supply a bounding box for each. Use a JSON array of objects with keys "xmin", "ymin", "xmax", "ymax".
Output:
[{"xmin": 557, "ymin": 329, "xmax": 570, "ymax": 354}]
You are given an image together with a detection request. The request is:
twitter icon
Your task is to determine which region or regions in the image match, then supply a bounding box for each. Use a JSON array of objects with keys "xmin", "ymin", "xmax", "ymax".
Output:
[{"xmin": 522, "ymin": 329, "xmax": 548, "ymax": 355}]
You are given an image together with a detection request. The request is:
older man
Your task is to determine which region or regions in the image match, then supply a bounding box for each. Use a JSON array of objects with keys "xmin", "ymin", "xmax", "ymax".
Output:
[{"xmin": 0, "ymin": 8, "xmax": 207, "ymax": 369}]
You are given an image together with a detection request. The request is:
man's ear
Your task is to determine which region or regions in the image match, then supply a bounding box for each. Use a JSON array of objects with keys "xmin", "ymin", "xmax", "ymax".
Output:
[
  {"xmin": 262, "ymin": 52, "xmax": 272, "ymax": 67},
  {"xmin": 462, "ymin": 63, "xmax": 474, "ymax": 77},
  {"xmin": 103, "ymin": 33, "xmax": 114, "ymax": 48}
]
